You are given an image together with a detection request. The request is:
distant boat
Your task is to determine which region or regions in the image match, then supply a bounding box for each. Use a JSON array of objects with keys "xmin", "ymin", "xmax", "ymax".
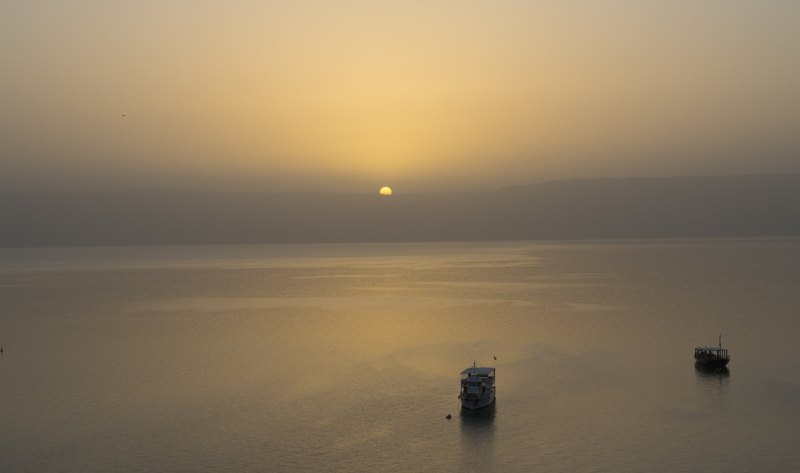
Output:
[
  {"xmin": 694, "ymin": 335, "xmax": 730, "ymax": 369},
  {"xmin": 459, "ymin": 362, "xmax": 496, "ymax": 410}
]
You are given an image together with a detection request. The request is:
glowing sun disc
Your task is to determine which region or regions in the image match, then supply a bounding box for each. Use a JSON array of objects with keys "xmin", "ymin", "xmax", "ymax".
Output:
[{"xmin": 379, "ymin": 186, "xmax": 393, "ymax": 196}]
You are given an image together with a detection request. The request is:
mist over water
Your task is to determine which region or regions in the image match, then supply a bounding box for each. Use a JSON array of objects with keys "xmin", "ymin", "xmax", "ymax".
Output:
[{"xmin": 1, "ymin": 240, "xmax": 799, "ymax": 472}]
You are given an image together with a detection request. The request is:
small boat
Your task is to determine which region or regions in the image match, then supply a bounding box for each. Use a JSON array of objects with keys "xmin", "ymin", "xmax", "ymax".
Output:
[
  {"xmin": 459, "ymin": 362, "xmax": 496, "ymax": 410},
  {"xmin": 694, "ymin": 335, "xmax": 730, "ymax": 369}
]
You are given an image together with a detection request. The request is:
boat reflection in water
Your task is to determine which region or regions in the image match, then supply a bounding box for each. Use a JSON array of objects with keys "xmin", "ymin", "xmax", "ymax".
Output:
[
  {"xmin": 694, "ymin": 362, "xmax": 731, "ymax": 393},
  {"xmin": 694, "ymin": 363, "xmax": 731, "ymax": 379},
  {"xmin": 459, "ymin": 401, "xmax": 496, "ymax": 472},
  {"xmin": 459, "ymin": 400, "xmax": 496, "ymax": 427}
]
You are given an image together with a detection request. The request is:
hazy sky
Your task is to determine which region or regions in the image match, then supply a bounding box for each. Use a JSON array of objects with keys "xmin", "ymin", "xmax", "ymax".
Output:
[{"xmin": 2, "ymin": 0, "xmax": 799, "ymax": 192}]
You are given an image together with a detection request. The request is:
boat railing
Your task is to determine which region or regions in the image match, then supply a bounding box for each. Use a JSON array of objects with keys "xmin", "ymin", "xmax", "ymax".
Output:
[{"xmin": 694, "ymin": 347, "xmax": 730, "ymax": 359}]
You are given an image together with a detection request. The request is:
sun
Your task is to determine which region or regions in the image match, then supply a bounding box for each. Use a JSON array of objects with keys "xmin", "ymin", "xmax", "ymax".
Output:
[{"xmin": 379, "ymin": 186, "xmax": 393, "ymax": 196}]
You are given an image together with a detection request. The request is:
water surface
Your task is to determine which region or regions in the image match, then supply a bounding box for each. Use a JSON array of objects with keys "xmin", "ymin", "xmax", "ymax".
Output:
[{"xmin": 1, "ymin": 240, "xmax": 799, "ymax": 472}]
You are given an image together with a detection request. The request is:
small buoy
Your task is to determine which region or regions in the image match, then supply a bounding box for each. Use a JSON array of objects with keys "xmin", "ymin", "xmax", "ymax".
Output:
[{"xmin": 445, "ymin": 414, "xmax": 452, "ymax": 419}]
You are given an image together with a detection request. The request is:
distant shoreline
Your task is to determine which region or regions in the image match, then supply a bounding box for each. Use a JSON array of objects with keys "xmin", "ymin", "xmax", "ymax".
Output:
[{"xmin": 3, "ymin": 174, "xmax": 799, "ymax": 247}]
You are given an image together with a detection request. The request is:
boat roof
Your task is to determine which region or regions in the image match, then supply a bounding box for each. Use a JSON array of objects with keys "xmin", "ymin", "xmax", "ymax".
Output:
[
  {"xmin": 461, "ymin": 367, "xmax": 495, "ymax": 375},
  {"xmin": 695, "ymin": 346, "xmax": 726, "ymax": 351}
]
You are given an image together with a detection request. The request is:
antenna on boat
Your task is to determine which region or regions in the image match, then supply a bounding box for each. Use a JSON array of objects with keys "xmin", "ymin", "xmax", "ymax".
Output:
[{"xmin": 719, "ymin": 334, "xmax": 722, "ymax": 350}]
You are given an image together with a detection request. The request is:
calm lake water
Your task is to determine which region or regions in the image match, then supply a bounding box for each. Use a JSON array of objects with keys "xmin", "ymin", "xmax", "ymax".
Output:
[{"xmin": 1, "ymin": 239, "xmax": 799, "ymax": 472}]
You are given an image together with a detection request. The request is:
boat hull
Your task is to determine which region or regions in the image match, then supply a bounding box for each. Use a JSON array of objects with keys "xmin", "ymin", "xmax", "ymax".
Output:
[
  {"xmin": 694, "ymin": 362, "xmax": 730, "ymax": 377},
  {"xmin": 460, "ymin": 394, "xmax": 496, "ymax": 410},
  {"xmin": 694, "ymin": 354, "xmax": 729, "ymax": 368}
]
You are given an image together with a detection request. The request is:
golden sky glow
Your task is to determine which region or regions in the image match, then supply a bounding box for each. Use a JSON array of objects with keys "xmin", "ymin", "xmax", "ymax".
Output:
[{"xmin": 1, "ymin": 1, "xmax": 799, "ymax": 191}]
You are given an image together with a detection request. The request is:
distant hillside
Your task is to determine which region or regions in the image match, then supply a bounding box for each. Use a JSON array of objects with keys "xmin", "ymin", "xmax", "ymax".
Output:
[{"xmin": 2, "ymin": 174, "xmax": 799, "ymax": 247}]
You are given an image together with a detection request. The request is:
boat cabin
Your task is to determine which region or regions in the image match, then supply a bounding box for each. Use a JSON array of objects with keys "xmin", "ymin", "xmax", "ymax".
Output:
[
  {"xmin": 460, "ymin": 365, "xmax": 496, "ymax": 409},
  {"xmin": 694, "ymin": 347, "xmax": 729, "ymax": 360},
  {"xmin": 694, "ymin": 345, "xmax": 730, "ymax": 369}
]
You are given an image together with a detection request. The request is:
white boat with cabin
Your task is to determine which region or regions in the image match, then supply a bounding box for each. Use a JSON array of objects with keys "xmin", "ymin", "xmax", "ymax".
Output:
[{"xmin": 459, "ymin": 362, "xmax": 496, "ymax": 409}]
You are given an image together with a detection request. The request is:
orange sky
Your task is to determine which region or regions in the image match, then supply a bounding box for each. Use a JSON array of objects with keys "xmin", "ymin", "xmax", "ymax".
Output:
[{"xmin": 1, "ymin": 1, "xmax": 799, "ymax": 192}]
